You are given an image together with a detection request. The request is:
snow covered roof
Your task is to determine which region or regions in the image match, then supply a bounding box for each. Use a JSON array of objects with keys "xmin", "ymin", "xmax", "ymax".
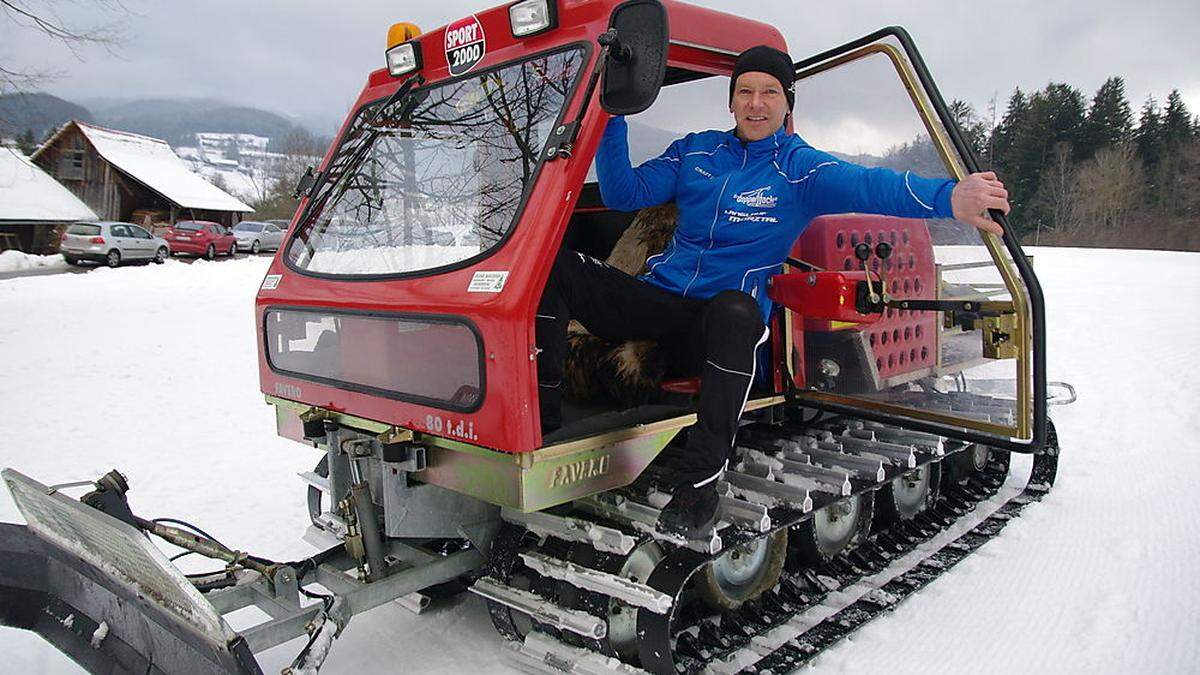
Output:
[
  {"xmin": 0, "ymin": 147, "xmax": 98, "ymax": 222},
  {"xmin": 44, "ymin": 122, "xmax": 253, "ymax": 213}
]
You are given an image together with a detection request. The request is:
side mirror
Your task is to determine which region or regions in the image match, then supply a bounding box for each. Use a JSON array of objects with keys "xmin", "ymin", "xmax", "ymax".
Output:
[{"xmin": 599, "ymin": 0, "xmax": 669, "ymax": 116}]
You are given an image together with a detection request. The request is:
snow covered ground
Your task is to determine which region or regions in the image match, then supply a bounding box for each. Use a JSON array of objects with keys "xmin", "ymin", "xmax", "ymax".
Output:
[
  {"xmin": 1, "ymin": 248, "xmax": 1198, "ymax": 674},
  {"xmin": 0, "ymin": 250, "xmax": 69, "ymax": 274}
]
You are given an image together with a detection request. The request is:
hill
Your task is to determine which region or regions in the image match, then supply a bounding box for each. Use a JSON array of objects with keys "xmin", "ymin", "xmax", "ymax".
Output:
[
  {"xmin": 0, "ymin": 93, "xmax": 94, "ymax": 138},
  {"xmin": 88, "ymin": 98, "xmax": 307, "ymax": 147},
  {"xmin": 1, "ymin": 93, "xmax": 316, "ymax": 149}
]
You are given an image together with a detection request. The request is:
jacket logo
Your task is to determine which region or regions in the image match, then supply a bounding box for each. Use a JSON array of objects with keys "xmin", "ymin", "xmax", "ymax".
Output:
[
  {"xmin": 733, "ymin": 186, "xmax": 777, "ymax": 208},
  {"xmin": 694, "ymin": 166, "xmax": 713, "ymax": 179}
]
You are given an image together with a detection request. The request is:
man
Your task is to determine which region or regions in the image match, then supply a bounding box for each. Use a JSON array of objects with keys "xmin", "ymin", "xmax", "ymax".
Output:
[{"xmin": 536, "ymin": 45, "xmax": 1010, "ymax": 539}]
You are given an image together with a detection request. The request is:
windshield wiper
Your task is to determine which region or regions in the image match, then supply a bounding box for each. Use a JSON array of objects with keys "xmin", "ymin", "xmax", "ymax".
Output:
[{"xmin": 297, "ymin": 74, "xmax": 427, "ymax": 226}]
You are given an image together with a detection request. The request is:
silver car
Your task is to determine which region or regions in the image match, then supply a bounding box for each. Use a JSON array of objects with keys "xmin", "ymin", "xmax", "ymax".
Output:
[
  {"xmin": 60, "ymin": 222, "xmax": 171, "ymax": 268},
  {"xmin": 233, "ymin": 221, "xmax": 286, "ymax": 254}
]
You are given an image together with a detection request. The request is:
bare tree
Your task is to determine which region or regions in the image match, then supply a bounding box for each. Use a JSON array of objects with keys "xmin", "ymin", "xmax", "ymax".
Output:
[
  {"xmin": 1070, "ymin": 142, "xmax": 1144, "ymax": 235},
  {"xmin": 252, "ymin": 129, "xmax": 326, "ymax": 220},
  {"xmin": 1032, "ymin": 142, "xmax": 1076, "ymax": 243},
  {"xmin": 0, "ymin": 0, "xmax": 131, "ymax": 94}
]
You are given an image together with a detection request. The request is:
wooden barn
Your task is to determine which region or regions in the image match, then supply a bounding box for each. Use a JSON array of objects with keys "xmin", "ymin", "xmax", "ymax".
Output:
[
  {"xmin": 31, "ymin": 121, "xmax": 252, "ymax": 228},
  {"xmin": 0, "ymin": 146, "xmax": 98, "ymax": 254}
]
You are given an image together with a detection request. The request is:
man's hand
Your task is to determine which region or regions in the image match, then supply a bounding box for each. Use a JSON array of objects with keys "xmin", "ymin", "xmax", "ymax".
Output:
[{"xmin": 951, "ymin": 172, "xmax": 1008, "ymax": 236}]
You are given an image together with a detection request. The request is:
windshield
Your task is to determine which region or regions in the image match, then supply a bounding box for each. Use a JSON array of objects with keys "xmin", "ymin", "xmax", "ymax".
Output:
[
  {"xmin": 67, "ymin": 224, "xmax": 101, "ymax": 235},
  {"xmin": 235, "ymin": 223, "xmax": 264, "ymax": 232},
  {"xmin": 286, "ymin": 46, "xmax": 586, "ymax": 276},
  {"xmin": 174, "ymin": 222, "xmax": 203, "ymax": 231}
]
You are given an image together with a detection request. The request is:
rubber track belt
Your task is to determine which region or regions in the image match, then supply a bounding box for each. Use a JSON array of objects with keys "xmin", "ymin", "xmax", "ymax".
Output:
[{"xmin": 633, "ymin": 421, "xmax": 1059, "ymax": 674}]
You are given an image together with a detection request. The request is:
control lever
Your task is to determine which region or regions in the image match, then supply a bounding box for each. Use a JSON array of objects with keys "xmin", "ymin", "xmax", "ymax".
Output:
[
  {"xmin": 854, "ymin": 243, "xmax": 880, "ymax": 306},
  {"xmin": 874, "ymin": 242, "xmax": 893, "ymax": 303}
]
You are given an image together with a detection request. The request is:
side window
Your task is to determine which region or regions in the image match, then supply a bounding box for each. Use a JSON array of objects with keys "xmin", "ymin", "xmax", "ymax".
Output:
[
  {"xmin": 586, "ymin": 71, "xmax": 730, "ymax": 181},
  {"xmin": 58, "ymin": 147, "xmax": 85, "ymax": 180},
  {"xmin": 111, "ymin": 225, "xmax": 130, "ymax": 237},
  {"xmin": 130, "ymin": 225, "xmax": 152, "ymax": 239},
  {"xmin": 267, "ymin": 225, "xmax": 280, "ymax": 234}
]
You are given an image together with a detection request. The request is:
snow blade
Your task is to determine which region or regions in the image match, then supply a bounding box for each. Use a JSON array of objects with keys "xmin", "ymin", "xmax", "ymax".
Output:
[{"xmin": 0, "ymin": 470, "xmax": 262, "ymax": 675}]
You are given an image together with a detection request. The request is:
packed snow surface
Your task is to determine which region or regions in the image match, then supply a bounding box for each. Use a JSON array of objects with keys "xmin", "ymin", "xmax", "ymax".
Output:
[{"xmin": 1, "ymin": 248, "xmax": 1198, "ymax": 673}]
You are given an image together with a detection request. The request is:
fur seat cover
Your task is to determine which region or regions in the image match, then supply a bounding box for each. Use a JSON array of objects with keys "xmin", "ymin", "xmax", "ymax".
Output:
[{"xmin": 564, "ymin": 204, "xmax": 679, "ymax": 405}]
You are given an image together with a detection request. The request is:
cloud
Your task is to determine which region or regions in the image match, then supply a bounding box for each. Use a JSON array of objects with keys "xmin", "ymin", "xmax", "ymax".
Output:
[{"xmin": 5, "ymin": 0, "xmax": 1196, "ymax": 133}]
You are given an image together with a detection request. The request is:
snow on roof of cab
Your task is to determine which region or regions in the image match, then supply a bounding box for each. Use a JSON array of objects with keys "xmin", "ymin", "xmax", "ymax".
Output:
[
  {"xmin": 0, "ymin": 147, "xmax": 99, "ymax": 222},
  {"xmin": 74, "ymin": 122, "xmax": 253, "ymax": 213}
]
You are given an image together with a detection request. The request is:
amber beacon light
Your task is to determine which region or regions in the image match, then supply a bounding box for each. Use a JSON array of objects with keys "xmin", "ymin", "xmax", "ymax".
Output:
[{"xmin": 386, "ymin": 22, "xmax": 423, "ymax": 76}]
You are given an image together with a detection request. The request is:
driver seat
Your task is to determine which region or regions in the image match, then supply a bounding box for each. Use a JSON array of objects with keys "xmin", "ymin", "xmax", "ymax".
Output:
[{"xmin": 563, "ymin": 203, "xmax": 698, "ymax": 406}]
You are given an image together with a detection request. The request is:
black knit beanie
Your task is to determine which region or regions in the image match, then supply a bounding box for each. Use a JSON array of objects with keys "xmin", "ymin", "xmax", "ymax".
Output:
[{"xmin": 728, "ymin": 45, "xmax": 795, "ymax": 110}]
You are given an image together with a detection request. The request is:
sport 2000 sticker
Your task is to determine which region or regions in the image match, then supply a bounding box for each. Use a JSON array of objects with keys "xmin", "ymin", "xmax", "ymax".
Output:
[{"xmin": 445, "ymin": 15, "xmax": 486, "ymax": 76}]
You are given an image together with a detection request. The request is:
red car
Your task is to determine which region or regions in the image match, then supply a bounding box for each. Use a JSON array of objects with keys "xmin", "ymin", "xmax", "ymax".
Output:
[{"xmin": 162, "ymin": 220, "xmax": 238, "ymax": 260}]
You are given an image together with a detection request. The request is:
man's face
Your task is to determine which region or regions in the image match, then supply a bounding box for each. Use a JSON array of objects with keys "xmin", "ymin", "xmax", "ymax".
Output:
[{"xmin": 730, "ymin": 71, "xmax": 789, "ymax": 142}]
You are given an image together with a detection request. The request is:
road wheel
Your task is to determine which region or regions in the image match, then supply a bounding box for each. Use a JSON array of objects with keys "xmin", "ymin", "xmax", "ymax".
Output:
[
  {"xmin": 792, "ymin": 492, "xmax": 875, "ymax": 566},
  {"xmin": 205, "ymin": 244, "xmax": 216, "ymax": 260},
  {"xmin": 106, "ymin": 250, "xmax": 121, "ymax": 268},
  {"xmin": 228, "ymin": 242, "xmax": 237, "ymax": 257},
  {"xmin": 878, "ymin": 462, "xmax": 941, "ymax": 524},
  {"xmin": 698, "ymin": 529, "xmax": 788, "ymax": 611},
  {"xmin": 602, "ymin": 540, "xmax": 665, "ymax": 659},
  {"xmin": 154, "ymin": 247, "xmax": 168, "ymax": 264},
  {"xmin": 945, "ymin": 444, "xmax": 991, "ymax": 484},
  {"xmin": 250, "ymin": 240, "xmax": 260, "ymax": 254},
  {"xmin": 63, "ymin": 255, "xmax": 80, "ymax": 266}
]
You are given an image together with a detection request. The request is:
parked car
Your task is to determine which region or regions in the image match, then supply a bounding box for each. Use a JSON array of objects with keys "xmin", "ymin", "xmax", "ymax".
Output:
[
  {"xmin": 161, "ymin": 221, "xmax": 238, "ymax": 260},
  {"xmin": 232, "ymin": 221, "xmax": 286, "ymax": 254},
  {"xmin": 60, "ymin": 222, "xmax": 171, "ymax": 268}
]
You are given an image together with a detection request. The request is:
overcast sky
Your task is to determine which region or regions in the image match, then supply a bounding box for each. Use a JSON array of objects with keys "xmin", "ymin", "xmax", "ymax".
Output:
[{"xmin": 3, "ymin": 0, "xmax": 1198, "ymax": 136}]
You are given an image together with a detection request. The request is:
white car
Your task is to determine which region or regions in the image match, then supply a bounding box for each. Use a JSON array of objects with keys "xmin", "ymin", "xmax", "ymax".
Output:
[
  {"xmin": 60, "ymin": 222, "xmax": 171, "ymax": 267},
  {"xmin": 233, "ymin": 221, "xmax": 286, "ymax": 254}
]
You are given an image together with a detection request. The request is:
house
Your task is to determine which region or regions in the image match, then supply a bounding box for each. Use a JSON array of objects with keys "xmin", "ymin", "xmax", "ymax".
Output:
[
  {"xmin": 31, "ymin": 121, "xmax": 253, "ymax": 229},
  {"xmin": 0, "ymin": 146, "xmax": 98, "ymax": 253}
]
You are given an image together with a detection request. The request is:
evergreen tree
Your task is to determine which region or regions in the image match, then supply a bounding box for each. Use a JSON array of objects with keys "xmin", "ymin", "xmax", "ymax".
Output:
[
  {"xmin": 1034, "ymin": 83, "xmax": 1088, "ymax": 158},
  {"xmin": 16, "ymin": 128, "xmax": 37, "ymax": 155},
  {"xmin": 1080, "ymin": 77, "xmax": 1133, "ymax": 159},
  {"xmin": 991, "ymin": 89, "xmax": 1032, "ymax": 226},
  {"xmin": 992, "ymin": 84, "xmax": 1086, "ymax": 236},
  {"xmin": 948, "ymin": 99, "xmax": 988, "ymax": 162},
  {"xmin": 1135, "ymin": 96, "xmax": 1163, "ymax": 172},
  {"xmin": 1156, "ymin": 91, "xmax": 1199, "ymax": 216},
  {"xmin": 1162, "ymin": 90, "xmax": 1194, "ymax": 148},
  {"xmin": 991, "ymin": 89, "xmax": 1028, "ymax": 167}
]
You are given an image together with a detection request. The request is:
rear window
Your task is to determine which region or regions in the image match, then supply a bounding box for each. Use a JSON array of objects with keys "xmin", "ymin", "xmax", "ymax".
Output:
[
  {"xmin": 264, "ymin": 308, "xmax": 483, "ymax": 411},
  {"xmin": 235, "ymin": 223, "xmax": 264, "ymax": 232},
  {"xmin": 67, "ymin": 224, "xmax": 101, "ymax": 235},
  {"xmin": 174, "ymin": 222, "xmax": 203, "ymax": 231}
]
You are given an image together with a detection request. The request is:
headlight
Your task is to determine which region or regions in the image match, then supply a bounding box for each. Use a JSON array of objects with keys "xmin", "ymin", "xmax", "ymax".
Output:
[
  {"xmin": 386, "ymin": 41, "xmax": 422, "ymax": 77},
  {"xmin": 509, "ymin": 0, "xmax": 556, "ymax": 38}
]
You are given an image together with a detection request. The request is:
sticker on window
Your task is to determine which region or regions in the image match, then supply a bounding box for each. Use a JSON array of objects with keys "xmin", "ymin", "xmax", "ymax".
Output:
[
  {"xmin": 261, "ymin": 274, "xmax": 282, "ymax": 290},
  {"xmin": 468, "ymin": 271, "xmax": 508, "ymax": 293},
  {"xmin": 445, "ymin": 15, "xmax": 486, "ymax": 76}
]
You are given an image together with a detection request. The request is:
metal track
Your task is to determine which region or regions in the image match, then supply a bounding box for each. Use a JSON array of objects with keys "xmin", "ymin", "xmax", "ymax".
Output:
[{"xmin": 480, "ymin": 413, "xmax": 1060, "ymax": 675}]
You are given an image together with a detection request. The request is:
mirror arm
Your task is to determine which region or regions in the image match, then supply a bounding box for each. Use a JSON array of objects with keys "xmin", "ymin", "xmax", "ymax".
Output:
[
  {"xmin": 597, "ymin": 29, "xmax": 631, "ymax": 62},
  {"xmin": 544, "ymin": 33, "xmax": 616, "ymax": 160}
]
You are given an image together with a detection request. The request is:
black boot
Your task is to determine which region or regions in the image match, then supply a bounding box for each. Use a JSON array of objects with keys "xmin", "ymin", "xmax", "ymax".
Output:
[{"xmin": 657, "ymin": 481, "xmax": 719, "ymax": 540}]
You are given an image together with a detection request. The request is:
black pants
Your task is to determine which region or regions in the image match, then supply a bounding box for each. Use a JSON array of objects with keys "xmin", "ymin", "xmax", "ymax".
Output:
[{"xmin": 537, "ymin": 250, "xmax": 767, "ymax": 488}]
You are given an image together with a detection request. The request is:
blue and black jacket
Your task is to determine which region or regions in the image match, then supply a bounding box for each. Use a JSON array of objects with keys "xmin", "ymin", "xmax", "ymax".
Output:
[{"xmin": 595, "ymin": 116, "xmax": 957, "ymax": 320}]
